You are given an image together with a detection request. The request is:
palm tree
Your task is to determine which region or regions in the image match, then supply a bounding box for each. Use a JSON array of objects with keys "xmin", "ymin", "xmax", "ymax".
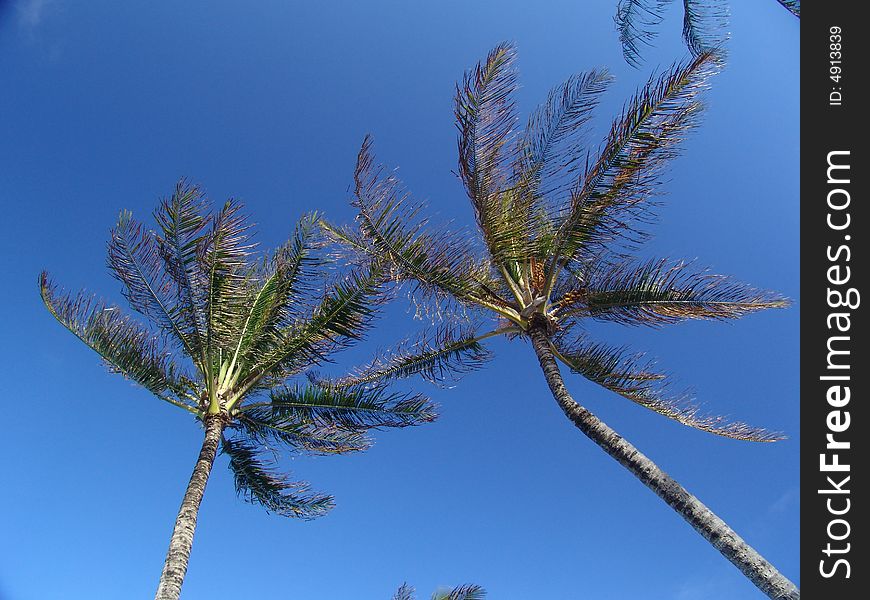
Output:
[
  {"xmin": 614, "ymin": 0, "xmax": 800, "ymax": 68},
  {"xmin": 323, "ymin": 45, "xmax": 798, "ymax": 598},
  {"xmin": 40, "ymin": 183, "xmax": 437, "ymax": 600},
  {"xmin": 394, "ymin": 583, "xmax": 486, "ymax": 600}
]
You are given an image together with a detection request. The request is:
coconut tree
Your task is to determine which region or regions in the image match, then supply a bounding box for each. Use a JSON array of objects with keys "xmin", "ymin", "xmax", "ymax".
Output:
[
  {"xmin": 393, "ymin": 583, "xmax": 485, "ymax": 600},
  {"xmin": 615, "ymin": 0, "xmax": 799, "ymax": 68},
  {"xmin": 323, "ymin": 45, "xmax": 798, "ymax": 598},
  {"xmin": 39, "ymin": 183, "xmax": 437, "ymax": 600}
]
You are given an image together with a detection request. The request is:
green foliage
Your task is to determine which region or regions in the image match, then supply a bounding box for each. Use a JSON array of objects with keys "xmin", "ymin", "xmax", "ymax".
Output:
[
  {"xmin": 393, "ymin": 583, "xmax": 486, "ymax": 600},
  {"xmin": 336, "ymin": 45, "xmax": 787, "ymax": 442},
  {"xmin": 41, "ymin": 184, "xmax": 436, "ymax": 517}
]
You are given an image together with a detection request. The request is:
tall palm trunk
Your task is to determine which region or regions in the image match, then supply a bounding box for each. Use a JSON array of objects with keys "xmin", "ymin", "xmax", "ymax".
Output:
[
  {"xmin": 154, "ymin": 414, "xmax": 225, "ymax": 600},
  {"xmin": 527, "ymin": 325, "xmax": 799, "ymax": 600}
]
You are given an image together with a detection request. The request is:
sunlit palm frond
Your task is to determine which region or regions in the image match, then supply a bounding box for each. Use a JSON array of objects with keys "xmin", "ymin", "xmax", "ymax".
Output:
[
  {"xmin": 776, "ymin": 0, "xmax": 800, "ymax": 17},
  {"xmin": 393, "ymin": 584, "xmax": 416, "ymax": 600},
  {"xmin": 318, "ymin": 326, "xmax": 493, "ymax": 388},
  {"xmin": 260, "ymin": 384, "xmax": 437, "ymax": 429},
  {"xmin": 548, "ymin": 51, "xmax": 719, "ymax": 279},
  {"xmin": 551, "ymin": 333, "xmax": 782, "ymax": 441},
  {"xmin": 237, "ymin": 411, "xmax": 371, "ymax": 454},
  {"xmin": 350, "ymin": 136, "xmax": 503, "ymax": 315},
  {"xmin": 514, "ymin": 69, "xmax": 613, "ymax": 255},
  {"xmin": 455, "ymin": 42, "xmax": 526, "ymax": 266},
  {"xmin": 615, "ymin": 0, "xmax": 671, "ymax": 68},
  {"xmin": 245, "ymin": 264, "xmax": 386, "ymax": 385},
  {"xmin": 233, "ymin": 214, "xmax": 323, "ymax": 375},
  {"xmin": 201, "ymin": 199, "xmax": 257, "ymax": 363},
  {"xmin": 433, "ymin": 584, "xmax": 487, "ymax": 600},
  {"xmin": 39, "ymin": 273, "xmax": 198, "ymax": 413},
  {"xmin": 681, "ymin": 0, "xmax": 729, "ymax": 57},
  {"xmin": 220, "ymin": 435, "xmax": 334, "ymax": 518},
  {"xmin": 108, "ymin": 208, "xmax": 203, "ymax": 364},
  {"xmin": 557, "ymin": 258, "xmax": 788, "ymax": 326},
  {"xmin": 153, "ymin": 180, "xmax": 211, "ymax": 361}
]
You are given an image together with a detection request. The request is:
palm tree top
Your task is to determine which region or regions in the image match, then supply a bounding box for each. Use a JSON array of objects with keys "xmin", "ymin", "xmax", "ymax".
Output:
[
  {"xmin": 323, "ymin": 43, "xmax": 788, "ymax": 443},
  {"xmin": 41, "ymin": 182, "xmax": 437, "ymax": 518}
]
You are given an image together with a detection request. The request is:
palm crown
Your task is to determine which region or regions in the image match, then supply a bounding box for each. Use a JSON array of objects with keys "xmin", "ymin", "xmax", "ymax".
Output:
[
  {"xmin": 325, "ymin": 44, "xmax": 787, "ymax": 442},
  {"xmin": 40, "ymin": 183, "xmax": 436, "ymax": 518}
]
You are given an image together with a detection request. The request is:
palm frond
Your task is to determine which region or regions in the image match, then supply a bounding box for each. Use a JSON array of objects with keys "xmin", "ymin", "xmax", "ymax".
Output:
[
  {"xmin": 220, "ymin": 435, "xmax": 334, "ymax": 518},
  {"xmin": 153, "ymin": 180, "xmax": 211, "ymax": 363},
  {"xmin": 547, "ymin": 51, "xmax": 719, "ymax": 278},
  {"xmin": 393, "ymin": 584, "xmax": 416, "ymax": 600},
  {"xmin": 776, "ymin": 0, "xmax": 800, "ymax": 17},
  {"xmin": 433, "ymin": 585, "xmax": 487, "ymax": 600},
  {"xmin": 552, "ymin": 333, "xmax": 782, "ymax": 441},
  {"xmin": 320, "ymin": 326, "xmax": 493, "ymax": 388},
  {"xmin": 243, "ymin": 264, "xmax": 386, "ymax": 385},
  {"xmin": 557, "ymin": 258, "xmax": 788, "ymax": 326},
  {"xmin": 681, "ymin": 0, "xmax": 729, "ymax": 57},
  {"xmin": 614, "ymin": 0, "xmax": 672, "ymax": 68},
  {"xmin": 108, "ymin": 206, "xmax": 203, "ymax": 364},
  {"xmin": 455, "ymin": 42, "xmax": 527, "ymax": 266},
  {"xmin": 237, "ymin": 411, "xmax": 371, "ymax": 454},
  {"xmin": 513, "ymin": 69, "xmax": 613, "ymax": 256},
  {"xmin": 201, "ymin": 199, "xmax": 257, "ymax": 364},
  {"xmin": 233, "ymin": 214, "xmax": 323, "ymax": 375},
  {"xmin": 350, "ymin": 136, "xmax": 504, "ymax": 316},
  {"xmin": 253, "ymin": 384, "xmax": 438, "ymax": 430},
  {"xmin": 39, "ymin": 273, "xmax": 198, "ymax": 413}
]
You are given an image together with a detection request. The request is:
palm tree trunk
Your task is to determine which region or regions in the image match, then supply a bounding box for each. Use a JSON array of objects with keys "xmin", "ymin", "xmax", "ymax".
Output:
[
  {"xmin": 154, "ymin": 414, "xmax": 224, "ymax": 600},
  {"xmin": 527, "ymin": 325, "xmax": 799, "ymax": 599}
]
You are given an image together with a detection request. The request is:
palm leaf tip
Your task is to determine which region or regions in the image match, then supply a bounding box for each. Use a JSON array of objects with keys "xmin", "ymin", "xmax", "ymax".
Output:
[
  {"xmin": 552, "ymin": 334, "xmax": 783, "ymax": 442},
  {"xmin": 565, "ymin": 259, "xmax": 790, "ymax": 326},
  {"xmin": 221, "ymin": 435, "xmax": 334, "ymax": 519}
]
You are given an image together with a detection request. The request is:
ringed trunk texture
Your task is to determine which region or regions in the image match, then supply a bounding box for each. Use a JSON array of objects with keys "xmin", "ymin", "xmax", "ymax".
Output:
[
  {"xmin": 154, "ymin": 414, "xmax": 224, "ymax": 600},
  {"xmin": 527, "ymin": 325, "xmax": 799, "ymax": 600}
]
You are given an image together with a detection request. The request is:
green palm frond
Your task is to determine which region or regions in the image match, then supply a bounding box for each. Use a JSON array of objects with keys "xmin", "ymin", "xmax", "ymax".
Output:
[
  {"xmin": 776, "ymin": 0, "xmax": 800, "ymax": 17},
  {"xmin": 153, "ymin": 181, "xmax": 211, "ymax": 362},
  {"xmin": 433, "ymin": 584, "xmax": 487, "ymax": 600},
  {"xmin": 201, "ymin": 199, "xmax": 257, "ymax": 364},
  {"xmin": 614, "ymin": 1, "xmax": 732, "ymax": 67},
  {"xmin": 455, "ymin": 43, "xmax": 529, "ymax": 267},
  {"xmin": 232, "ymin": 214, "xmax": 322, "ymax": 375},
  {"xmin": 517, "ymin": 69, "xmax": 613, "ymax": 206},
  {"xmin": 557, "ymin": 258, "xmax": 788, "ymax": 326},
  {"xmin": 393, "ymin": 584, "xmax": 416, "ymax": 600},
  {"xmin": 348, "ymin": 137, "xmax": 507, "ymax": 317},
  {"xmin": 546, "ymin": 51, "xmax": 718, "ymax": 282},
  {"xmin": 39, "ymin": 273, "xmax": 198, "ymax": 413},
  {"xmin": 108, "ymin": 207, "xmax": 204, "ymax": 366},
  {"xmin": 392, "ymin": 584, "xmax": 486, "ymax": 600},
  {"xmin": 615, "ymin": 0, "xmax": 671, "ymax": 68},
  {"xmin": 220, "ymin": 435, "xmax": 334, "ymax": 518},
  {"xmin": 254, "ymin": 384, "xmax": 438, "ymax": 430},
  {"xmin": 681, "ymin": 0, "xmax": 729, "ymax": 57},
  {"xmin": 514, "ymin": 69, "xmax": 613, "ymax": 258},
  {"xmin": 318, "ymin": 326, "xmax": 493, "ymax": 388},
  {"xmin": 237, "ymin": 411, "xmax": 371, "ymax": 454},
  {"xmin": 244, "ymin": 264, "xmax": 385, "ymax": 386},
  {"xmin": 551, "ymin": 333, "xmax": 782, "ymax": 441}
]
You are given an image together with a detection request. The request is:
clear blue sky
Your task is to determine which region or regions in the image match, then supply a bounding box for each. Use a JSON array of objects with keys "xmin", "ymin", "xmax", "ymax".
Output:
[{"xmin": 0, "ymin": 1, "xmax": 798, "ymax": 598}]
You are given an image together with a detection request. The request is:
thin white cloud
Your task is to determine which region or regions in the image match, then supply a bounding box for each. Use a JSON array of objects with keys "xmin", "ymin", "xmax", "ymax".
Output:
[{"xmin": 16, "ymin": 0, "xmax": 54, "ymax": 28}]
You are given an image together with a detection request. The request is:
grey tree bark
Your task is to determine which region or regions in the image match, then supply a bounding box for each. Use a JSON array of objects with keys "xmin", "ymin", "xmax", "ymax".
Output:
[
  {"xmin": 527, "ymin": 324, "xmax": 799, "ymax": 599},
  {"xmin": 154, "ymin": 414, "xmax": 224, "ymax": 600}
]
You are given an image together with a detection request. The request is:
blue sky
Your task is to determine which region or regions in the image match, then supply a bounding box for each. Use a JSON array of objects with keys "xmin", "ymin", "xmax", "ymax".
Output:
[{"xmin": 0, "ymin": 1, "xmax": 798, "ymax": 598}]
